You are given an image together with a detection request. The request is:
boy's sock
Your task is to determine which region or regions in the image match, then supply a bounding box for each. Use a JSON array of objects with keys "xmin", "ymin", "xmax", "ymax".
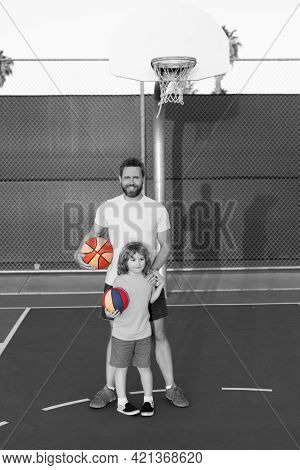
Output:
[
  {"xmin": 118, "ymin": 399, "xmax": 140, "ymax": 416},
  {"xmin": 118, "ymin": 397, "xmax": 128, "ymax": 407},
  {"xmin": 144, "ymin": 395, "xmax": 154, "ymax": 405}
]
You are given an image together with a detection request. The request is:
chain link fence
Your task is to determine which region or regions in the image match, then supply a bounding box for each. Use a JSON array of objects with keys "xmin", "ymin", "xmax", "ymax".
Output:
[{"xmin": 0, "ymin": 59, "xmax": 299, "ymax": 270}]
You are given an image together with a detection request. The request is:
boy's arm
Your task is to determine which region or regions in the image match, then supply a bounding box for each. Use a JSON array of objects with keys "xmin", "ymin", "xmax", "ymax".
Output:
[
  {"xmin": 150, "ymin": 285, "xmax": 163, "ymax": 304},
  {"xmin": 150, "ymin": 274, "xmax": 165, "ymax": 304}
]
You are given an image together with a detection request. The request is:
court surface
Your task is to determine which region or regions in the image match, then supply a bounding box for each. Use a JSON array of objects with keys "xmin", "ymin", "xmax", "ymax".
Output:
[{"xmin": 0, "ymin": 272, "xmax": 300, "ymax": 450}]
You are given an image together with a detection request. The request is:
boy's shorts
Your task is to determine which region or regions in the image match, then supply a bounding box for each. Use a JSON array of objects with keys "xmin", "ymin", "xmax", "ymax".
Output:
[
  {"xmin": 110, "ymin": 335, "xmax": 152, "ymax": 368},
  {"xmin": 101, "ymin": 282, "xmax": 168, "ymax": 321}
]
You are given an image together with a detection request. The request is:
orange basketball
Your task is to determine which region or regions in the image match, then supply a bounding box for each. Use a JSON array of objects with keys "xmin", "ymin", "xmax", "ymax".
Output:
[{"xmin": 80, "ymin": 237, "xmax": 113, "ymax": 269}]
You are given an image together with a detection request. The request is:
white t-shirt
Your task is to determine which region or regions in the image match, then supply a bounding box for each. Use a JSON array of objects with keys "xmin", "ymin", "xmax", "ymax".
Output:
[
  {"xmin": 95, "ymin": 194, "xmax": 171, "ymax": 285},
  {"xmin": 112, "ymin": 273, "xmax": 152, "ymax": 341}
]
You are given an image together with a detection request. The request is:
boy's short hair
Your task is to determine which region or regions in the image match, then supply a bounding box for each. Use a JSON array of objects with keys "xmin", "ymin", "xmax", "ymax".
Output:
[{"xmin": 119, "ymin": 158, "xmax": 145, "ymax": 178}]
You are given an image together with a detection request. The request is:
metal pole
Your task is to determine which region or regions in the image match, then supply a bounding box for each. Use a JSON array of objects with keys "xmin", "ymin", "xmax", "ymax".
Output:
[
  {"xmin": 140, "ymin": 81, "xmax": 146, "ymax": 194},
  {"xmin": 153, "ymin": 82, "xmax": 167, "ymax": 295},
  {"xmin": 153, "ymin": 82, "xmax": 165, "ymax": 202}
]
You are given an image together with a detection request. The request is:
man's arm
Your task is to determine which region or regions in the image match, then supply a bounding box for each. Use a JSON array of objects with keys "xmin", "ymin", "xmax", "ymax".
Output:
[
  {"xmin": 74, "ymin": 202, "xmax": 109, "ymax": 269},
  {"xmin": 80, "ymin": 222, "xmax": 108, "ymax": 246},
  {"xmin": 151, "ymin": 229, "xmax": 171, "ymax": 271}
]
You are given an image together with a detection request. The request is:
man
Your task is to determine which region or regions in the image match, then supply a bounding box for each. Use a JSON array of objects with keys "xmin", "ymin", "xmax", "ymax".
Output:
[{"xmin": 75, "ymin": 157, "xmax": 189, "ymax": 408}]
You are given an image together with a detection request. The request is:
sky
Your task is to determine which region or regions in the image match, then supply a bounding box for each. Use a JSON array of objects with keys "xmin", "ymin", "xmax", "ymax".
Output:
[{"xmin": 0, "ymin": 0, "xmax": 299, "ymax": 94}]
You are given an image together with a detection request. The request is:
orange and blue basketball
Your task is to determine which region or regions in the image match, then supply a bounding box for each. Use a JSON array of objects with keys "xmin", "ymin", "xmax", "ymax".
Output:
[
  {"xmin": 102, "ymin": 287, "xmax": 129, "ymax": 314},
  {"xmin": 80, "ymin": 237, "xmax": 113, "ymax": 270}
]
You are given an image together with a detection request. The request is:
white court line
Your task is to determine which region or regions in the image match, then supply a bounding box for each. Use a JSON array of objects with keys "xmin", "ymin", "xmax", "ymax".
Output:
[
  {"xmin": 0, "ymin": 307, "xmax": 30, "ymax": 310},
  {"xmin": 129, "ymin": 389, "xmax": 166, "ymax": 395},
  {"xmin": 0, "ymin": 308, "xmax": 31, "ymax": 358},
  {"xmin": 222, "ymin": 387, "xmax": 272, "ymax": 392},
  {"xmin": 0, "ymin": 292, "xmax": 103, "ymax": 296},
  {"xmin": 1, "ymin": 302, "xmax": 298, "ymax": 310},
  {"xmin": 170, "ymin": 303, "xmax": 298, "ymax": 307},
  {"xmin": 0, "ymin": 421, "xmax": 9, "ymax": 427},
  {"xmin": 1, "ymin": 288, "xmax": 299, "ymax": 296},
  {"xmin": 42, "ymin": 398, "xmax": 90, "ymax": 411},
  {"xmin": 0, "ymin": 306, "xmax": 102, "ymax": 310},
  {"xmin": 170, "ymin": 288, "xmax": 300, "ymax": 292}
]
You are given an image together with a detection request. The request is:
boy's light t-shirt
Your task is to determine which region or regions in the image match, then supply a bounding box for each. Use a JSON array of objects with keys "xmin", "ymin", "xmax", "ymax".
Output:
[
  {"xmin": 112, "ymin": 273, "xmax": 152, "ymax": 341},
  {"xmin": 95, "ymin": 194, "xmax": 171, "ymax": 286}
]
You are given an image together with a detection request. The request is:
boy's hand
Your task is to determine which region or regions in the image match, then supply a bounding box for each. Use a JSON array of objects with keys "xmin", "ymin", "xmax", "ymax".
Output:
[{"xmin": 105, "ymin": 308, "xmax": 121, "ymax": 320}]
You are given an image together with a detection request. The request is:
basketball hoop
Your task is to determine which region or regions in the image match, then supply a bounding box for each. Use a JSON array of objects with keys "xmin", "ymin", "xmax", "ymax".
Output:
[{"xmin": 151, "ymin": 56, "xmax": 197, "ymax": 117}]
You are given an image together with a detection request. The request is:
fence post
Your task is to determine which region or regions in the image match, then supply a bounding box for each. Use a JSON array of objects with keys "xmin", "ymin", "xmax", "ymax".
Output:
[{"xmin": 140, "ymin": 81, "xmax": 146, "ymax": 195}]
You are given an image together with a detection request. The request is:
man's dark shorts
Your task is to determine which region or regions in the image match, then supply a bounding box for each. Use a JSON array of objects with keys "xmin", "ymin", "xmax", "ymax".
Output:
[{"xmin": 101, "ymin": 282, "xmax": 168, "ymax": 321}]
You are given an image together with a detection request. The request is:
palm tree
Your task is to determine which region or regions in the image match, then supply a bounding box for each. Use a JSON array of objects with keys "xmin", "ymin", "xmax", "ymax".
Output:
[
  {"xmin": 0, "ymin": 51, "xmax": 14, "ymax": 87},
  {"xmin": 213, "ymin": 26, "xmax": 242, "ymax": 94},
  {"xmin": 184, "ymin": 80, "xmax": 198, "ymax": 95}
]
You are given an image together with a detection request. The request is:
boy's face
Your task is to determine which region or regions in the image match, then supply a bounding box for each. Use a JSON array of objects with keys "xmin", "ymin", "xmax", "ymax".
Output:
[
  {"xmin": 127, "ymin": 252, "xmax": 146, "ymax": 274},
  {"xmin": 119, "ymin": 166, "xmax": 143, "ymax": 197}
]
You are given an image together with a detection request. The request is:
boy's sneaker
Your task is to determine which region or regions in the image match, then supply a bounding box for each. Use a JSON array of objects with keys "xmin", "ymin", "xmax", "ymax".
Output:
[
  {"xmin": 89, "ymin": 385, "xmax": 117, "ymax": 409},
  {"xmin": 165, "ymin": 384, "xmax": 189, "ymax": 407},
  {"xmin": 117, "ymin": 402, "xmax": 140, "ymax": 416},
  {"xmin": 141, "ymin": 401, "xmax": 155, "ymax": 417}
]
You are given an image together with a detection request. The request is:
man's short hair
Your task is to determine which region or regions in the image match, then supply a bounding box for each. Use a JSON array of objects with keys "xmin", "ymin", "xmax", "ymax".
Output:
[{"xmin": 119, "ymin": 158, "xmax": 145, "ymax": 178}]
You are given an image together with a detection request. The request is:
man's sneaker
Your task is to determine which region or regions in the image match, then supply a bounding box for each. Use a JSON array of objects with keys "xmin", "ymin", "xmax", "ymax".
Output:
[
  {"xmin": 165, "ymin": 384, "xmax": 189, "ymax": 407},
  {"xmin": 117, "ymin": 402, "xmax": 140, "ymax": 416},
  {"xmin": 141, "ymin": 401, "xmax": 155, "ymax": 417},
  {"xmin": 89, "ymin": 386, "xmax": 117, "ymax": 409}
]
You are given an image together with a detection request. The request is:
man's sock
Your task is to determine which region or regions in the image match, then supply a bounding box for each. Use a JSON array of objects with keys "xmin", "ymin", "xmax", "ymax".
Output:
[
  {"xmin": 165, "ymin": 384, "xmax": 174, "ymax": 390},
  {"xmin": 106, "ymin": 384, "xmax": 115, "ymax": 391}
]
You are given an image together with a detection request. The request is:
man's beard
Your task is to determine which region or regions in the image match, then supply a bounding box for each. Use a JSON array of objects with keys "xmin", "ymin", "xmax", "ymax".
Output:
[{"xmin": 121, "ymin": 183, "xmax": 143, "ymax": 197}]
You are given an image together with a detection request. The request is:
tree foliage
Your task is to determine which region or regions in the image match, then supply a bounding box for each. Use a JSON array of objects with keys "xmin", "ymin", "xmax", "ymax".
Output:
[
  {"xmin": 213, "ymin": 26, "xmax": 242, "ymax": 94},
  {"xmin": 0, "ymin": 51, "xmax": 14, "ymax": 87}
]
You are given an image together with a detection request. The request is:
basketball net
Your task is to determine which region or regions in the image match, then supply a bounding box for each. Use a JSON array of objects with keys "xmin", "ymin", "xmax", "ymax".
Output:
[{"xmin": 151, "ymin": 57, "xmax": 197, "ymax": 117}]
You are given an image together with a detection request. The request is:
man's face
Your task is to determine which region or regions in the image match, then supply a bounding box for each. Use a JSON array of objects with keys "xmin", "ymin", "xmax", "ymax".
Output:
[{"xmin": 119, "ymin": 166, "xmax": 143, "ymax": 198}]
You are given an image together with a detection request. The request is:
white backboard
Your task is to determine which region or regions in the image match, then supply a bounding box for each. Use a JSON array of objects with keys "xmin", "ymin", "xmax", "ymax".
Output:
[{"xmin": 109, "ymin": 1, "xmax": 230, "ymax": 82}]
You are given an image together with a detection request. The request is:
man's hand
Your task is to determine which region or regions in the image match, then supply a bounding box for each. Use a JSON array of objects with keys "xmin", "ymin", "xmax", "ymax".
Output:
[
  {"xmin": 74, "ymin": 249, "xmax": 95, "ymax": 270},
  {"xmin": 153, "ymin": 271, "xmax": 165, "ymax": 287},
  {"xmin": 146, "ymin": 270, "xmax": 159, "ymax": 287},
  {"xmin": 146, "ymin": 270, "xmax": 165, "ymax": 287}
]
